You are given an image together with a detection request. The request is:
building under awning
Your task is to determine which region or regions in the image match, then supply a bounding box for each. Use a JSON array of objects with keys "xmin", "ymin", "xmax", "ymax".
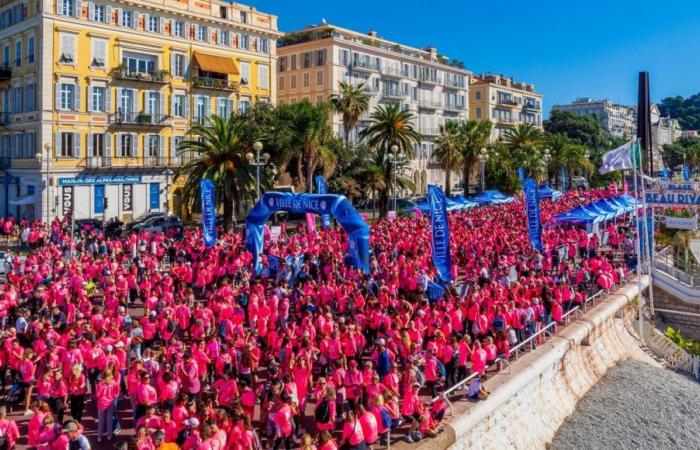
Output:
[
  {"xmin": 192, "ymin": 52, "xmax": 239, "ymax": 74},
  {"xmin": 10, "ymin": 194, "xmax": 36, "ymax": 206}
]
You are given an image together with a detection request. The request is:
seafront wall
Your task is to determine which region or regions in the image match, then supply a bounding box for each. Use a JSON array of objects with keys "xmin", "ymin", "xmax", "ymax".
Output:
[{"xmin": 405, "ymin": 278, "xmax": 655, "ymax": 450}]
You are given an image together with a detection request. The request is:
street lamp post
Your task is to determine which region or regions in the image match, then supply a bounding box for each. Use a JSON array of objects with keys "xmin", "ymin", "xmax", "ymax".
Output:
[
  {"xmin": 478, "ymin": 147, "xmax": 489, "ymax": 193},
  {"xmin": 390, "ymin": 144, "xmax": 399, "ymax": 212},
  {"xmin": 543, "ymin": 148, "xmax": 551, "ymax": 185},
  {"xmin": 163, "ymin": 168, "xmax": 174, "ymax": 215},
  {"xmin": 36, "ymin": 144, "xmax": 51, "ymax": 223},
  {"xmin": 246, "ymin": 141, "xmax": 270, "ymax": 201}
]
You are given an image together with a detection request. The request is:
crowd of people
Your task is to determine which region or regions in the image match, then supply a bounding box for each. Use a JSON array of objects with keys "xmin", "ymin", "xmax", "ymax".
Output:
[{"xmin": 0, "ymin": 188, "xmax": 635, "ymax": 450}]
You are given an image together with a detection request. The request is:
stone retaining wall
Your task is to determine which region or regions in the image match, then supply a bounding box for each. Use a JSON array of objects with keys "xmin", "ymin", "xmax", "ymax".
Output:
[{"xmin": 653, "ymin": 285, "xmax": 700, "ymax": 340}]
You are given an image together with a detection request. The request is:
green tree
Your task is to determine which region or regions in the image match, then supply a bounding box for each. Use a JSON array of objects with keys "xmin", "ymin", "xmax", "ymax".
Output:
[
  {"xmin": 360, "ymin": 104, "xmax": 421, "ymax": 217},
  {"xmin": 329, "ymin": 82, "xmax": 370, "ymax": 145},
  {"xmin": 274, "ymin": 101, "xmax": 337, "ymax": 192},
  {"xmin": 658, "ymin": 93, "xmax": 700, "ymax": 130},
  {"xmin": 662, "ymin": 136, "xmax": 700, "ymax": 170},
  {"xmin": 502, "ymin": 123, "xmax": 543, "ymax": 150},
  {"xmin": 433, "ymin": 120, "xmax": 464, "ymax": 196},
  {"xmin": 458, "ymin": 120, "xmax": 492, "ymax": 194},
  {"xmin": 176, "ymin": 115, "xmax": 258, "ymax": 232}
]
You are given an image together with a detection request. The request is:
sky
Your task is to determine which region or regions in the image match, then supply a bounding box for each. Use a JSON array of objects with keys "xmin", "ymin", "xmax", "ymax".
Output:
[{"xmin": 251, "ymin": 0, "xmax": 700, "ymax": 117}]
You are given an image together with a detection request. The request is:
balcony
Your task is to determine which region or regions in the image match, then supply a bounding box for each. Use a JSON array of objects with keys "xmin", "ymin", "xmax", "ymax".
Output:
[
  {"xmin": 419, "ymin": 98, "xmax": 443, "ymax": 110},
  {"xmin": 420, "ymin": 127, "xmax": 441, "ymax": 136},
  {"xmin": 0, "ymin": 65, "xmax": 11, "ymax": 81},
  {"xmin": 382, "ymin": 88, "xmax": 406, "ymax": 100},
  {"xmin": 351, "ymin": 60, "xmax": 380, "ymax": 72},
  {"xmin": 192, "ymin": 77, "xmax": 239, "ymax": 92},
  {"xmin": 381, "ymin": 66, "xmax": 405, "ymax": 79},
  {"xmin": 420, "ymin": 75, "xmax": 442, "ymax": 86},
  {"xmin": 112, "ymin": 67, "xmax": 170, "ymax": 84},
  {"xmin": 497, "ymin": 97, "xmax": 519, "ymax": 107},
  {"xmin": 81, "ymin": 156, "xmax": 181, "ymax": 169},
  {"xmin": 444, "ymin": 103, "xmax": 465, "ymax": 113},
  {"xmin": 109, "ymin": 111, "xmax": 169, "ymax": 128},
  {"xmin": 523, "ymin": 101, "xmax": 541, "ymax": 111}
]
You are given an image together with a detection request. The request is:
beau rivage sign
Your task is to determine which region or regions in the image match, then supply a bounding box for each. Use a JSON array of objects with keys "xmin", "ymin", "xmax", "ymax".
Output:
[{"xmin": 645, "ymin": 181, "xmax": 700, "ymax": 207}]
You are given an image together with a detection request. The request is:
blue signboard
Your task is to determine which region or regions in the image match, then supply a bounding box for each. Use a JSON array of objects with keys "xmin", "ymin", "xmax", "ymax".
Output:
[
  {"xmin": 524, "ymin": 178, "xmax": 543, "ymax": 252},
  {"xmin": 58, "ymin": 175, "xmax": 142, "ymax": 186},
  {"xmin": 149, "ymin": 183, "xmax": 160, "ymax": 210},
  {"xmin": 200, "ymin": 179, "xmax": 217, "ymax": 247},
  {"xmin": 94, "ymin": 184, "xmax": 105, "ymax": 214},
  {"xmin": 428, "ymin": 184, "xmax": 452, "ymax": 283}
]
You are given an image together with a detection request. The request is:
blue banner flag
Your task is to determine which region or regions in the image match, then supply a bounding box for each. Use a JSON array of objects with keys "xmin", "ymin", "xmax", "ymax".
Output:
[
  {"xmin": 683, "ymin": 165, "xmax": 690, "ymax": 181},
  {"xmin": 427, "ymin": 281, "xmax": 445, "ymax": 302},
  {"xmin": 200, "ymin": 179, "xmax": 217, "ymax": 247},
  {"xmin": 662, "ymin": 167, "xmax": 670, "ymax": 181},
  {"xmin": 561, "ymin": 166, "xmax": 567, "ymax": 193},
  {"xmin": 524, "ymin": 178, "xmax": 543, "ymax": 252},
  {"xmin": 315, "ymin": 175, "xmax": 331, "ymax": 229},
  {"xmin": 637, "ymin": 212, "xmax": 655, "ymax": 260},
  {"xmin": 517, "ymin": 167, "xmax": 525, "ymax": 184},
  {"xmin": 427, "ymin": 184, "xmax": 452, "ymax": 282}
]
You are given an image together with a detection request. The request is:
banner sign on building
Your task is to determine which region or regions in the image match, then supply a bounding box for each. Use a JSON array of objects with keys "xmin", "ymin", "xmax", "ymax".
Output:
[
  {"xmin": 524, "ymin": 178, "xmax": 543, "ymax": 252},
  {"xmin": 663, "ymin": 216, "xmax": 698, "ymax": 230},
  {"xmin": 62, "ymin": 186, "xmax": 73, "ymax": 216},
  {"xmin": 315, "ymin": 175, "xmax": 331, "ymax": 229},
  {"xmin": 94, "ymin": 185, "xmax": 105, "ymax": 214},
  {"xmin": 58, "ymin": 175, "xmax": 142, "ymax": 186},
  {"xmin": 200, "ymin": 179, "xmax": 217, "ymax": 247},
  {"xmin": 122, "ymin": 184, "xmax": 133, "ymax": 212},
  {"xmin": 645, "ymin": 191, "xmax": 700, "ymax": 207},
  {"xmin": 427, "ymin": 184, "xmax": 452, "ymax": 283}
]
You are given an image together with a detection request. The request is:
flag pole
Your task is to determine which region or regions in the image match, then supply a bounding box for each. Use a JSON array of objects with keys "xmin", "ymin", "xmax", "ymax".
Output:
[
  {"xmin": 631, "ymin": 139, "xmax": 645, "ymax": 340},
  {"xmin": 637, "ymin": 140, "xmax": 655, "ymax": 321}
]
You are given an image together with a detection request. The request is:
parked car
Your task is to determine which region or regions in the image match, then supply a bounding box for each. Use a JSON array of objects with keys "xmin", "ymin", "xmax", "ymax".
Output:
[
  {"xmin": 124, "ymin": 211, "xmax": 165, "ymax": 232},
  {"xmin": 132, "ymin": 215, "xmax": 183, "ymax": 234},
  {"xmin": 571, "ymin": 176, "xmax": 589, "ymax": 190}
]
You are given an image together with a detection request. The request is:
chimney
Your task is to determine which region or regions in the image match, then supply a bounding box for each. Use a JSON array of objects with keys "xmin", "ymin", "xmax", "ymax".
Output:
[
  {"xmin": 425, "ymin": 46, "xmax": 438, "ymax": 60},
  {"xmin": 368, "ymin": 29, "xmax": 377, "ymax": 38}
]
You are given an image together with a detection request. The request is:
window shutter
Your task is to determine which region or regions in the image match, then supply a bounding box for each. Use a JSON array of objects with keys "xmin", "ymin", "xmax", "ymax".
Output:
[
  {"xmin": 184, "ymin": 95, "xmax": 190, "ymax": 118},
  {"xmin": 204, "ymin": 97, "xmax": 209, "ymax": 118},
  {"xmin": 170, "ymin": 136, "xmax": 176, "ymax": 158},
  {"xmin": 106, "ymin": 6, "xmax": 112, "ymax": 23},
  {"xmin": 184, "ymin": 22, "xmax": 190, "ymax": 38},
  {"xmin": 87, "ymin": 132, "xmax": 93, "ymax": 156},
  {"xmin": 159, "ymin": 135, "xmax": 165, "ymax": 157},
  {"xmin": 143, "ymin": 13, "xmax": 150, "ymax": 30},
  {"xmin": 227, "ymin": 99, "xmax": 233, "ymax": 117},
  {"xmin": 74, "ymin": 83, "xmax": 81, "ymax": 111},
  {"xmin": 158, "ymin": 92, "xmax": 164, "ymax": 118},
  {"xmin": 115, "ymin": 8, "xmax": 121, "ymax": 26},
  {"xmin": 132, "ymin": 133, "xmax": 138, "ymax": 157},
  {"xmin": 87, "ymin": 2, "xmax": 94, "ymax": 21},
  {"xmin": 86, "ymin": 86, "xmax": 93, "ymax": 112},
  {"xmin": 170, "ymin": 94, "xmax": 175, "ymax": 116},
  {"xmin": 169, "ymin": 19, "xmax": 175, "ymax": 36},
  {"xmin": 115, "ymin": 87, "xmax": 122, "ymax": 114},
  {"xmin": 204, "ymin": 26, "xmax": 210, "ymax": 42},
  {"xmin": 143, "ymin": 90, "xmax": 149, "ymax": 114},
  {"xmin": 130, "ymin": 89, "xmax": 137, "ymax": 114},
  {"xmin": 73, "ymin": 132, "xmax": 80, "ymax": 157},
  {"xmin": 105, "ymin": 86, "xmax": 111, "ymax": 112},
  {"xmin": 132, "ymin": 12, "xmax": 138, "ymax": 29},
  {"xmin": 74, "ymin": 0, "xmax": 82, "ymax": 18},
  {"xmin": 184, "ymin": 55, "xmax": 190, "ymax": 80},
  {"xmin": 55, "ymin": 84, "xmax": 61, "ymax": 110},
  {"xmin": 170, "ymin": 53, "xmax": 175, "ymax": 77},
  {"xmin": 159, "ymin": 16, "xmax": 165, "ymax": 34},
  {"xmin": 105, "ymin": 133, "xmax": 112, "ymax": 158},
  {"xmin": 228, "ymin": 31, "xmax": 234, "ymax": 47}
]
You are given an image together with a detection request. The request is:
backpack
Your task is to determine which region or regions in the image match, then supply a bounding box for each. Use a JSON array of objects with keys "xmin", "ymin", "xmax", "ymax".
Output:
[
  {"xmin": 218, "ymin": 321, "xmax": 227, "ymax": 339},
  {"xmin": 377, "ymin": 350, "xmax": 390, "ymax": 377},
  {"xmin": 493, "ymin": 315, "xmax": 505, "ymax": 331},
  {"xmin": 436, "ymin": 359, "xmax": 446, "ymax": 379},
  {"xmin": 380, "ymin": 407, "xmax": 392, "ymax": 429},
  {"xmin": 315, "ymin": 399, "xmax": 331, "ymax": 424}
]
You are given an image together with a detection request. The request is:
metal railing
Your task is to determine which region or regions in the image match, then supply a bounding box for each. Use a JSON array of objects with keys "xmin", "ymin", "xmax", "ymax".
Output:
[
  {"xmin": 112, "ymin": 68, "xmax": 169, "ymax": 83},
  {"xmin": 82, "ymin": 156, "xmax": 181, "ymax": 169},
  {"xmin": 351, "ymin": 60, "xmax": 380, "ymax": 71},
  {"xmin": 420, "ymin": 74, "xmax": 442, "ymax": 85},
  {"xmin": 523, "ymin": 101, "xmax": 540, "ymax": 110},
  {"xmin": 109, "ymin": 111, "xmax": 169, "ymax": 127},
  {"xmin": 192, "ymin": 77, "xmax": 239, "ymax": 91},
  {"xmin": 381, "ymin": 65, "xmax": 406, "ymax": 78},
  {"xmin": 418, "ymin": 98, "xmax": 443, "ymax": 109},
  {"xmin": 382, "ymin": 88, "xmax": 406, "ymax": 99},
  {"xmin": 654, "ymin": 245, "xmax": 700, "ymax": 287},
  {"xmin": 497, "ymin": 97, "xmax": 518, "ymax": 106},
  {"xmin": 0, "ymin": 64, "xmax": 11, "ymax": 80}
]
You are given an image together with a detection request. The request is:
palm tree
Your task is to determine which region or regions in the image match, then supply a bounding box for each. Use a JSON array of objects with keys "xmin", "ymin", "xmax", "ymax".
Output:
[
  {"xmin": 329, "ymin": 82, "xmax": 370, "ymax": 145},
  {"xmin": 176, "ymin": 115, "xmax": 257, "ymax": 233},
  {"xmin": 502, "ymin": 123, "xmax": 543, "ymax": 151},
  {"xmin": 458, "ymin": 120, "xmax": 492, "ymax": 194},
  {"xmin": 545, "ymin": 133, "xmax": 570, "ymax": 185},
  {"xmin": 276, "ymin": 101, "xmax": 337, "ymax": 192},
  {"xmin": 546, "ymin": 133, "xmax": 594, "ymax": 184},
  {"xmin": 360, "ymin": 104, "xmax": 421, "ymax": 217},
  {"xmin": 434, "ymin": 120, "xmax": 464, "ymax": 196}
]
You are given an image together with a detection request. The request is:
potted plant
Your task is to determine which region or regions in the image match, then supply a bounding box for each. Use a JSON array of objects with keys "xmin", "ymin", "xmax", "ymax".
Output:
[{"xmin": 136, "ymin": 113, "xmax": 152, "ymax": 124}]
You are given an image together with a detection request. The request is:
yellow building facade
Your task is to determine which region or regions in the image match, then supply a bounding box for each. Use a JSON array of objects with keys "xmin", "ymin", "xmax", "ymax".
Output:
[
  {"xmin": 0, "ymin": 0, "xmax": 280, "ymax": 222},
  {"xmin": 468, "ymin": 73, "xmax": 543, "ymax": 142}
]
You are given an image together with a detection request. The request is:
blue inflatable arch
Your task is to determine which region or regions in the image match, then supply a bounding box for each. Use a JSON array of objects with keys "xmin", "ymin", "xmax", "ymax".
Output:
[{"xmin": 245, "ymin": 192, "xmax": 370, "ymax": 273}]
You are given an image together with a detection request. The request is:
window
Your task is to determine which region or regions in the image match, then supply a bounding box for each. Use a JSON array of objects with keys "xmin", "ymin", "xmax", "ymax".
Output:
[
  {"xmin": 91, "ymin": 38, "xmax": 106, "ymax": 67},
  {"xmin": 259, "ymin": 39, "xmax": 269, "ymax": 53},
  {"xmin": 316, "ymin": 70, "xmax": 323, "ymax": 86},
  {"xmin": 239, "ymin": 61, "xmax": 250, "ymax": 85},
  {"xmin": 279, "ymin": 56, "xmax": 287, "ymax": 72},
  {"xmin": 12, "ymin": 86, "xmax": 21, "ymax": 113},
  {"xmin": 278, "ymin": 77, "xmax": 285, "ymax": 90},
  {"xmin": 315, "ymin": 50, "xmax": 326, "ymax": 66},
  {"xmin": 59, "ymin": 83, "xmax": 76, "ymax": 110},
  {"xmin": 60, "ymin": 0, "xmax": 74, "ymax": 16},
  {"xmin": 146, "ymin": 91, "xmax": 159, "ymax": 115},
  {"xmin": 339, "ymin": 50, "xmax": 349, "ymax": 66},
  {"xmin": 14, "ymin": 40, "xmax": 20, "ymax": 67},
  {"xmin": 122, "ymin": 53, "xmax": 156, "ymax": 74},
  {"xmin": 290, "ymin": 74, "xmax": 297, "ymax": 89},
  {"xmin": 3, "ymin": 45, "xmax": 9, "ymax": 66},
  {"xmin": 475, "ymin": 91, "xmax": 481, "ymax": 100},
  {"xmin": 174, "ymin": 21, "xmax": 184, "ymax": 37},
  {"xmin": 303, "ymin": 72, "xmax": 309, "ymax": 88},
  {"xmin": 219, "ymin": 6, "xmax": 227, "ymax": 19},
  {"xmin": 195, "ymin": 95, "xmax": 207, "ymax": 122},
  {"xmin": 147, "ymin": 135, "xmax": 159, "ymax": 156},
  {"xmin": 23, "ymin": 132, "xmax": 36, "ymax": 158},
  {"xmin": 59, "ymin": 33, "xmax": 76, "ymax": 63},
  {"xmin": 121, "ymin": 10, "xmax": 132, "ymax": 28},
  {"xmin": 93, "ymin": 4, "xmax": 106, "ymax": 22},
  {"xmin": 197, "ymin": 25, "xmax": 206, "ymax": 41},
  {"xmin": 238, "ymin": 96, "xmax": 251, "ymax": 114},
  {"xmin": 25, "ymin": 83, "xmax": 35, "ymax": 111},
  {"xmin": 148, "ymin": 15, "xmax": 158, "ymax": 32},
  {"xmin": 117, "ymin": 134, "xmax": 134, "ymax": 157},
  {"xmin": 59, "ymin": 132, "xmax": 76, "ymax": 157},
  {"xmin": 302, "ymin": 52, "xmax": 311, "ymax": 68},
  {"xmin": 316, "ymin": 95, "xmax": 323, "ymax": 105},
  {"xmin": 173, "ymin": 54, "xmax": 185, "ymax": 77},
  {"xmin": 240, "ymin": 34, "xmax": 249, "ymax": 50},
  {"xmin": 91, "ymin": 86, "xmax": 105, "ymax": 112},
  {"xmin": 220, "ymin": 30, "xmax": 230, "ymax": 46},
  {"xmin": 290, "ymin": 54, "xmax": 297, "ymax": 70},
  {"xmin": 240, "ymin": 11, "xmax": 247, "ymax": 23},
  {"xmin": 217, "ymin": 97, "xmax": 229, "ymax": 117},
  {"xmin": 89, "ymin": 133, "xmax": 105, "ymax": 156},
  {"xmin": 172, "ymin": 94, "xmax": 185, "ymax": 117},
  {"xmin": 258, "ymin": 64, "xmax": 268, "ymax": 89},
  {"xmin": 27, "ymin": 36, "xmax": 34, "ymax": 63},
  {"xmin": 476, "ymin": 107, "xmax": 481, "ymax": 119}
]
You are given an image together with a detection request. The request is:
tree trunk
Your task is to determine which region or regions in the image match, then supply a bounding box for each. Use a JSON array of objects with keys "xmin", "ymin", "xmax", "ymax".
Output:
[
  {"xmin": 372, "ymin": 188, "xmax": 376, "ymax": 220},
  {"xmin": 445, "ymin": 156, "xmax": 452, "ymax": 197},
  {"xmin": 306, "ymin": 161, "xmax": 316, "ymax": 193},
  {"xmin": 223, "ymin": 195, "xmax": 234, "ymax": 233},
  {"xmin": 379, "ymin": 187, "xmax": 389, "ymax": 219},
  {"xmin": 296, "ymin": 157, "xmax": 305, "ymax": 193}
]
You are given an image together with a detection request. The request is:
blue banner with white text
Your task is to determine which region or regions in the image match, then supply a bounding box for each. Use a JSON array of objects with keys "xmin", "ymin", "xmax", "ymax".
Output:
[
  {"xmin": 662, "ymin": 167, "xmax": 670, "ymax": 181},
  {"xmin": 428, "ymin": 184, "xmax": 452, "ymax": 282},
  {"xmin": 200, "ymin": 179, "xmax": 217, "ymax": 247},
  {"xmin": 524, "ymin": 178, "xmax": 543, "ymax": 252},
  {"xmin": 427, "ymin": 281, "xmax": 445, "ymax": 302},
  {"xmin": 683, "ymin": 165, "xmax": 690, "ymax": 181},
  {"xmin": 518, "ymin": 167, "xmax": 525, "ymax": 185},
  {"xmin": 315, "ymin": 175, "xmax": 331, "ymax": 229}
]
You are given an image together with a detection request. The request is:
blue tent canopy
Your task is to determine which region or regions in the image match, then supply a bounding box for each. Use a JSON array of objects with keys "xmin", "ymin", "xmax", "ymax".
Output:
[
  {"xmin": 552, "ymin": 195, "xmax": 636, "ymax": 225},
  {"xmin": 538, "ymin": 186, "xmax": 563, "ymax": 201},
  {"xmin": 470, "ymin": 190, "xmax": 515, "ymax": 205},
  {"xmin": 407, "ymin": 196, "xmax": 476, "ymax": 213}
]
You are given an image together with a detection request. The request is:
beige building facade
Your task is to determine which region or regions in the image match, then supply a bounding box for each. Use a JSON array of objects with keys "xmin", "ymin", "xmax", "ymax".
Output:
[
  {"xmin": 468, "ymin": 73, "xmax": 543, "ymax": 141},
  {"xmin": 552, "ymin": 98, "xmax": 635, "ymax": 140},
  {"xmin": 276, "ymin": 24, "xmax": 471, "ymax": 195}
]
